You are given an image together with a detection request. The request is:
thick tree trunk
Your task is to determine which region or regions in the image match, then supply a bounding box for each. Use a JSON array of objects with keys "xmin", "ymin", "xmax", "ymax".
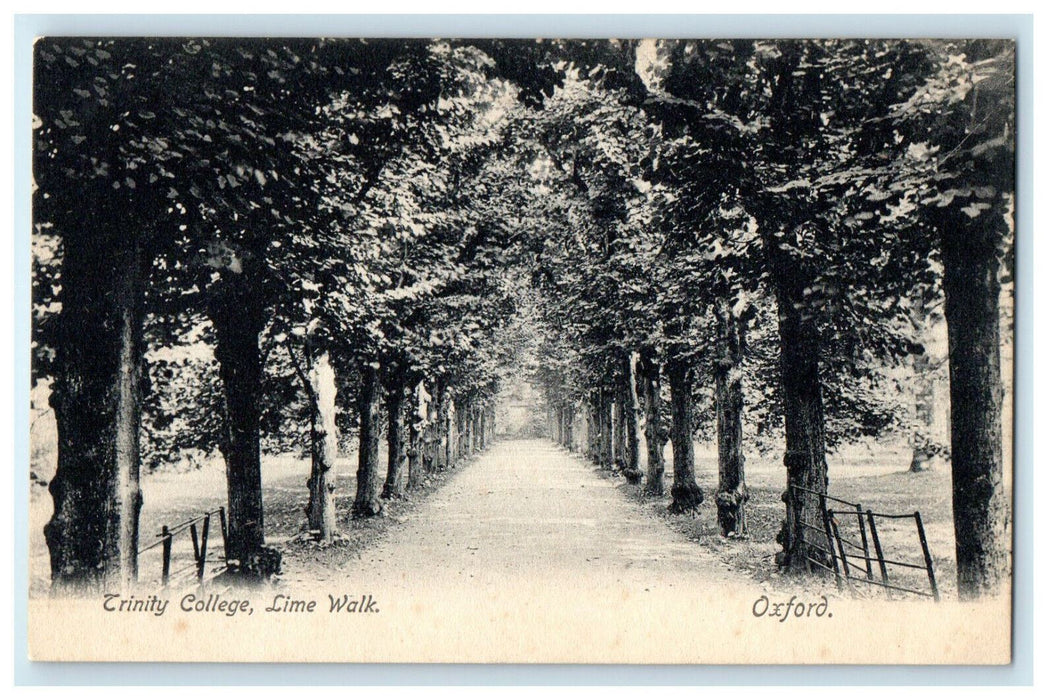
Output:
[
  {"xmin": 769, "ymin": 260, "xmax": 829, "ymax": 573},
  {"xmin": 382, "ymin": 366, "xmax": 407, "ymax": 500},
  {"xmin": 45, "ymin": 238, "xmax": 146, "ymax": 592},
  {"xmin": 354, "ymin": 361, "xmax": 383, "ymax": 517},
  {"xmin": 209, "ymin": 278, "xmax": 268, "ymax": 566},
  {"xmin": 666, "ymin": 356, "xmax": 704, "ymax": 513},
  {"xmin": 713, "ymin": 301, "xmax": 749, "ymax": 538},
  {"xmin": 305, "ymin": 350, "xmax": 339, "ymax": 542},
  {"xmin": 639, "ymin": 350, "xmax": 666, "ymax": 497},
  {"xmin": 938, "ymin": 211, "xmax": 1011, "ymax": 598},
  {"xmin": 623, "ymin": 352, "xmax": 643, "ymax": 484}
]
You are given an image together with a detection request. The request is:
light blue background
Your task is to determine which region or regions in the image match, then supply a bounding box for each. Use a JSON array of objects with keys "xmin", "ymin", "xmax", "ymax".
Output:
[{"xmin": 13, "ymin": 13, "xmax": 1034, "ymax": 686}]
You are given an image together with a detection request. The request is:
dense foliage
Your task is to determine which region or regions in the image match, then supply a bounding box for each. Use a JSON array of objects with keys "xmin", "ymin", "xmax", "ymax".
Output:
[{"xmin": 32, "ymin": 38, "xmax": 1014, "ymax": 597}]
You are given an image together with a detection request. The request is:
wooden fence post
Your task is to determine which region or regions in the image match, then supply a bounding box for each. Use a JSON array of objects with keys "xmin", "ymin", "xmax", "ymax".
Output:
[{"xmin": 161, "ymin": 526, "xmax": 172, "ymax": 587}]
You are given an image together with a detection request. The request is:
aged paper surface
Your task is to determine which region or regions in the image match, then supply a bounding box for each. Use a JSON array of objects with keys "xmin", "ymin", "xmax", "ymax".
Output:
[
  {"xmin": 27, "ymin": 34, "xmax": 1016, "ymax": 665},
  {"xmin": 29, "ymin": 587, "xmax": 1010, "ymax": 664}
]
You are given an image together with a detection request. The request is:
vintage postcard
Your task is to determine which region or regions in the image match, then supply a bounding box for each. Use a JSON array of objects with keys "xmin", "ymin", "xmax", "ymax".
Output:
[{"xmin": 27, "ymin": 33, "xmax": 1017, "ymax": 664}]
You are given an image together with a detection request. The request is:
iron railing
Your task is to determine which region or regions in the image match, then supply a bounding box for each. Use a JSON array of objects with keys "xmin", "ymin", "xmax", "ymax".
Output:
[
  {"xmin": 137, "ymin": 508, "xmax": 230, "ymax": 588},
  {"xmin": 791, "ymin": 485, "xmax": 940, "ymax": 601}
]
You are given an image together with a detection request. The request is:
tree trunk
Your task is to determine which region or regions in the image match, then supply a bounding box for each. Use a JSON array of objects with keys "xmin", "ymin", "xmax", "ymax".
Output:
[
  {"xmin": 209, "ymin": 277, "xmax": 268, "ymax": 566},
  {"xmin": 713, "ymin": 301, "xmax": 749, "ymax": 538},
  {"xmin": 594, "ymin": 389, "xmax": 606, "ymax": 464},
  {"xmin": 407, "ymin": 381, "xmax": 426, "ymax": 491},
  {"xmin": 562, "ymin": 403, "xmax": 573, "ymax": 450},
  {"xmin": 440, "ymin": 386, "xmax": 452, "ymax": 469},
  {"xmin": 472, "ymin": 405, "xmax": 480, "ymax": 451},
  {"xmin": 586, "ymin": 396, "xmax": 599, "ymax": 463},
  {"xmin": 474, "ymin": 405, "xmax": 482, "ymax": 450},
  {"xmin": 639, "ymin": 350, "xmax": 665, "ymax": 497},
  {"xmin": 472, "ymin": 406, "xmax": 481, "ymax": 451},
  {"xmin": 446, "ymin": 396, "xmax": 456, "ymax": 466},
  {"xmin": 463, "ymin": 404, "xmax": 473, "ymax": 455},
  {"xmin": 354, "ymin": 361, "xmax": 383, "ymax": 517},
  {"xmin": 768, "ymin": 256, "xmax": 829, "ymax": 572},
  {"xmin": 613, "ymin": 388, "xmax": 626, "ymax": 470},
  {"xmin": 666, "ymin": 356, "xmax": 704, "ymax": 513},
  {"xmin": 568, "ymin": 404, "xmax": 576, "ymax": 449},
  {"xmin": 428, "ymin": 379, "xmax": 443, "ymax": 472},
  {"xmin": 599, "ymin": 387, "xmax": 614, "ymax": 469},
  {"xmin": 459, "ymin": 403, "xmax": 469, "ymax": 458},
  {"xmin": 938, "ymin": 211, "xmax": 1011, "ymax": 598},
  {"xmin": 382, "ymin": 366, "xmax": 407, "ymax": 500},
  {"xmin": 908, "ymin": 294, "xmax": 937, "ymax": 473},
  {"xmin": 466, "ymin": 405, "xmax": 472, "ymax": 454},
  {"xmin": 623, "ymin": 352, "xmax": 643, "ymax": 484},
  {"xmin": 45, "ymin": 238, "xmax": 146, "ymax": 593},
  {"xmin": 455, "ymin": 404, "xmax": 463, "ymax": 457},
  {"xmin": 305, "ymin": 350, "xmax": 339, "ymax": 543},
  {"xmin": 909, "ymin": 350, "xmax": 937, "ymax": 473}
]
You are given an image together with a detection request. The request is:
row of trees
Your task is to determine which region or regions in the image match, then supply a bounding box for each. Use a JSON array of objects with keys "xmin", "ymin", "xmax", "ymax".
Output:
[
  {"xmin": 33, "ymin": 38, "xmax": 525, "ymax": 590},
  {"xmin": 520, "ymin": 39, "xmax": 1013, "ymax": 598},
  {"xmin": 33, "ymin": 37, "xmax": 1013, "ymax": 599}
]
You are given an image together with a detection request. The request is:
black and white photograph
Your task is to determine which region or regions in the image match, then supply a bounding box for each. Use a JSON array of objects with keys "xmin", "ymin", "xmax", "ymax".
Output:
[{"xmin": 25, "ymin": 27, "xmax": 1019, "ymax": 665}]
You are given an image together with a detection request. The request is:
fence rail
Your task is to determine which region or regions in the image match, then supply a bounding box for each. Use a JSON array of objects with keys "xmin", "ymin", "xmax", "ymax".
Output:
[
  {"xmin": 790, "ymin": 485, "xmax": 940, "ymax": 601},
  {"xmin": 138, "ymin": 507, "xmax": 230, "ymax": 588}
]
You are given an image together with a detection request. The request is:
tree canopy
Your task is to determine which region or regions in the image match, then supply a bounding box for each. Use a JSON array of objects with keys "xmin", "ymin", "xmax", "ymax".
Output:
[{"xmin": 32, "ymin": 37, "xmax": 1014, "ymax": 599}]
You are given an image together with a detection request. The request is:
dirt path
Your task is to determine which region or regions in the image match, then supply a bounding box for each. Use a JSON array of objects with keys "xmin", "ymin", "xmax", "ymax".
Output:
[{"xmin": 288, "ymin": 438, "xmax": 735, "ymax": 590}]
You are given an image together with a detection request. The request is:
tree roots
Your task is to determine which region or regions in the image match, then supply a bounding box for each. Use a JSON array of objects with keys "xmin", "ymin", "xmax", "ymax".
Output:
[{"xmin": 669, "ymin": 482, "xmax": 705, "ymax": 515}]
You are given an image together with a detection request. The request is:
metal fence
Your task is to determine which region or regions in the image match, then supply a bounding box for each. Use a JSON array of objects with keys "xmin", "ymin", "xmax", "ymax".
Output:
[
  {"xmin": 791, "ymin": 485, "xmax": 940, "ymax": 601},
  {"xmin": 137, "ymin": 508, "xmax": 230, "ymax": 588}
]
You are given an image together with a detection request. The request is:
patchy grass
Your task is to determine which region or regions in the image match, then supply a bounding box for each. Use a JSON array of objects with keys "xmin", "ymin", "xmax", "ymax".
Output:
[
  {"xmin": 29, "ymin": 448, "xmax": 474, "ymax": 594},
  {"xmin": 606, "ymin": 448, "xmax": 957, "ymax": 600}
]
